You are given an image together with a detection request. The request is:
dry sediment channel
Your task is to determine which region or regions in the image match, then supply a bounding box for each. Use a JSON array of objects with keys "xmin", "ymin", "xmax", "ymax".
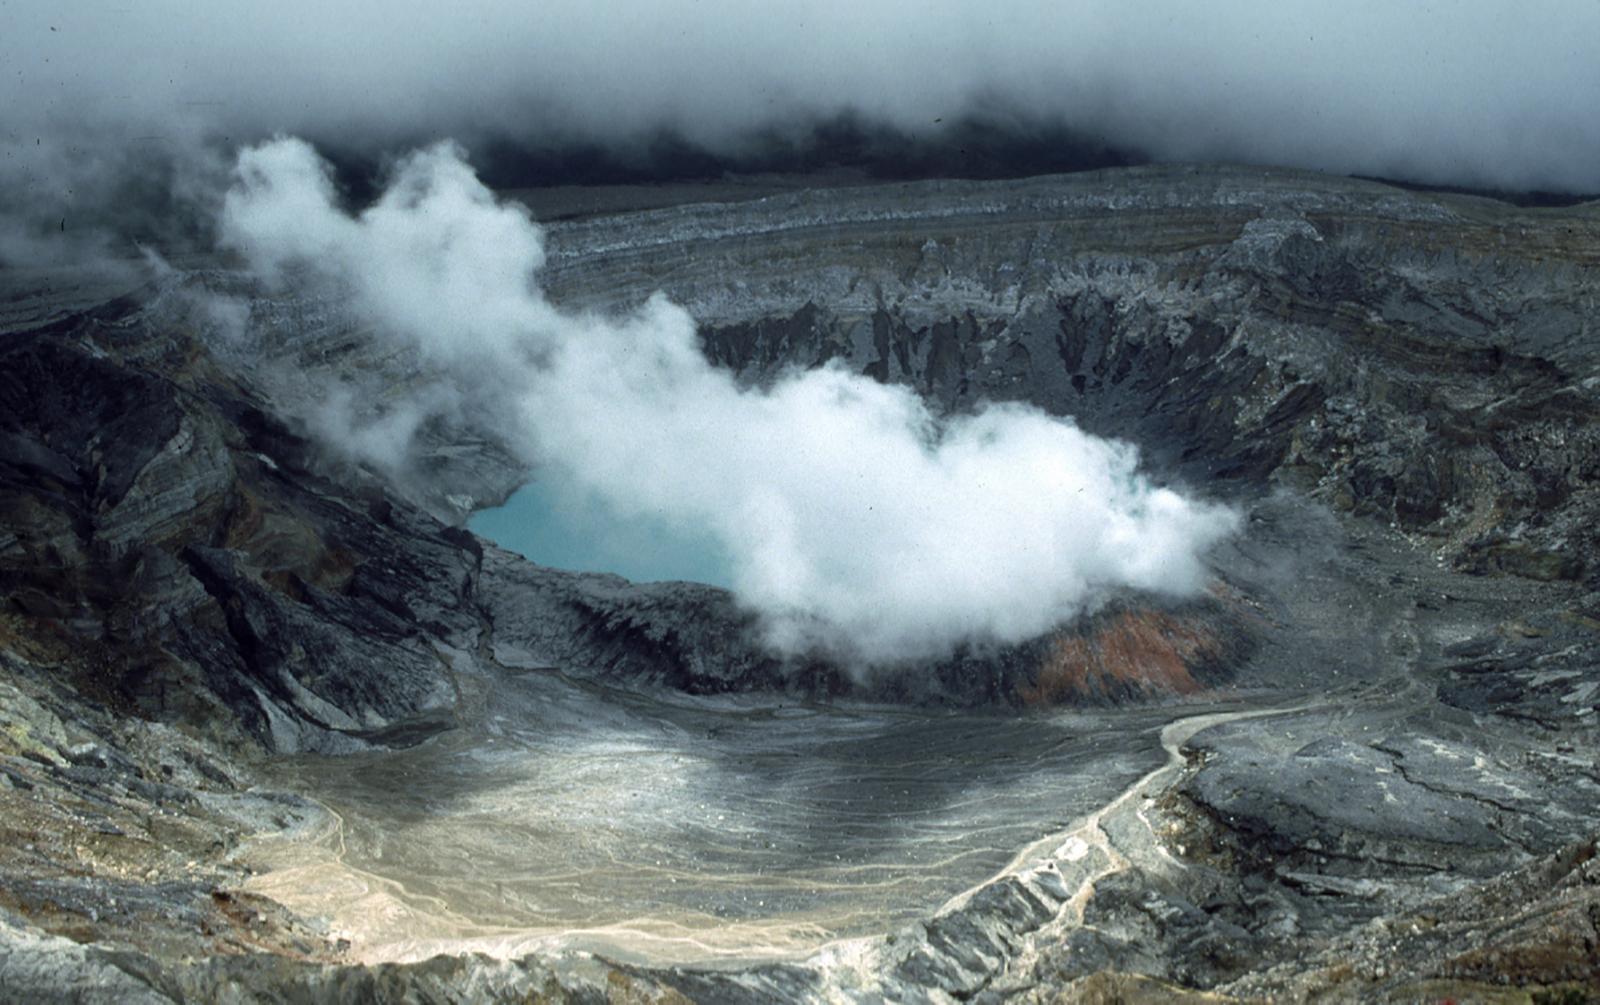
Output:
[{"xmin": 0, "ymin": 164, "xmax": 1598, "ymax": 1001}]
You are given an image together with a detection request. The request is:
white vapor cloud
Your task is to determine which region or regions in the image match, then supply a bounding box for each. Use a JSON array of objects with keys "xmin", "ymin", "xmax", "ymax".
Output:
[{"xmin": 219, "ymin": 138, "xmax": 1238, "ymax": 665}]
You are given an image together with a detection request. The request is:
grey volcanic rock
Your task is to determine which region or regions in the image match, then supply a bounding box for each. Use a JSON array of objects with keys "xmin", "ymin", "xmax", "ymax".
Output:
[
  {"xmin": 1181, "ymin": 709, "xmax": 1589, "ymax": 881},
  {"xmin": 1, "ymin": 163, "xmax": 1598, "ymax": 1002},
  {"xmin": 478, "ymin": 546, "xmax": 794, "ymax": 693}
]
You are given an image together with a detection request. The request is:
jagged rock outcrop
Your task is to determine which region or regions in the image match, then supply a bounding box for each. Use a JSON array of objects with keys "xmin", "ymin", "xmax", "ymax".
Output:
[{"xmin": 1, "ymin": 164, "xmax": 1598, "ymax": 1002}]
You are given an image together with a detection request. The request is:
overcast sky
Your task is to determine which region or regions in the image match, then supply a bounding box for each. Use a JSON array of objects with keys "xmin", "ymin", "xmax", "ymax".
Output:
[{"xmin": 3, "ymin": 1, "xmax": 1598, "ymax": 260}]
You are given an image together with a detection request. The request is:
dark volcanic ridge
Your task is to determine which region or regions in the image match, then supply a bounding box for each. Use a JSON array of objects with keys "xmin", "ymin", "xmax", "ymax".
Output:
[{"xmin": 1, "ymin": 163, "xmax": 1598, "ymax": 1002}]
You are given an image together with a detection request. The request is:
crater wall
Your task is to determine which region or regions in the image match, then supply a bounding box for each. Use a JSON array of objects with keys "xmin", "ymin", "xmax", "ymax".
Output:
[{"xmin": 540, "ymin": 163, "xmax": 1600, "ymax": 585}]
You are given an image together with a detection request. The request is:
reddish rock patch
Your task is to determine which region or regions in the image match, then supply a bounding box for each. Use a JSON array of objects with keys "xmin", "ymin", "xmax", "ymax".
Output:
[{"xmin": 1018, "ymin": 605, "xmax": 1235, "ymax": 706}]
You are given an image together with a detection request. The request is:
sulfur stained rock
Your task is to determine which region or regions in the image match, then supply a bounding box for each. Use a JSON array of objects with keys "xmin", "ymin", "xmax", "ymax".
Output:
[{"xmin": 1019, "ymin": 599, "xmax": 1249, "ymax": 706}]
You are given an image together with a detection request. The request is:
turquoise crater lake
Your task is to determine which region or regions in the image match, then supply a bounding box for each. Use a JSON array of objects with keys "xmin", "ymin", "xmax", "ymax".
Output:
[{"xmin": 468, "ymin": 478, "xmax": 736, "ymax": 588}]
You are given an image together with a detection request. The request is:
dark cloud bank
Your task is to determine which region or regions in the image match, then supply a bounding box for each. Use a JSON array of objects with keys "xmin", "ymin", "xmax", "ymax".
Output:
[{"xmin": 6, "ymin": 0, "xmax": 1600, "ymax": 261}]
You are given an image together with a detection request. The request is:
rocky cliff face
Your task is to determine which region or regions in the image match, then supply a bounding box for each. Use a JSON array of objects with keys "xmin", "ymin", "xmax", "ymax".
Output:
[{"xmin": 0, "ymin": 164, "xmax": 1597, "ymax": 1002}]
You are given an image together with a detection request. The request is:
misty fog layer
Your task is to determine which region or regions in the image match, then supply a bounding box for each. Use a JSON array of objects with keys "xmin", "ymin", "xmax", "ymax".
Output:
[
  {"xmin": 220, "ymin": 138, "xmax": 1237, "ymax": 665},
  {"xmin": 6, "ymin": 2, "xmax": 1600, "ymax": 265}
]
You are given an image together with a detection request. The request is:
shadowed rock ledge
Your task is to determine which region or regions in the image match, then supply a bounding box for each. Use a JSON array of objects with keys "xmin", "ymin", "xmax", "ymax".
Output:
[{"xmin": 0, "ymin": 163, "xmax": 1597, "ymax": 1002}]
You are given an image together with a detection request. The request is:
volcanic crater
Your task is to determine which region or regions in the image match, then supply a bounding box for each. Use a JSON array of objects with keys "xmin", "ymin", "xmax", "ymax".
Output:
[{"xmin": 0, "ymin": 163, "xmax": 1598, "ymax": 1002}]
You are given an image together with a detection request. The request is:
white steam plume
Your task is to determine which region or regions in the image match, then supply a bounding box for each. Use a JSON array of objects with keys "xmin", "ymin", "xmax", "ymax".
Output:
[{"xmin": 221, "ymin": 138, "xmax": 1238, "ymax": 665}]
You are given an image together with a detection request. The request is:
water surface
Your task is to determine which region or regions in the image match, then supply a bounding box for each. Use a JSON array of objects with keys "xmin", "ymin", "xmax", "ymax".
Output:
[{"xmin": 468, "ymin": 478, "xmax": 735, "ymax": 587}]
